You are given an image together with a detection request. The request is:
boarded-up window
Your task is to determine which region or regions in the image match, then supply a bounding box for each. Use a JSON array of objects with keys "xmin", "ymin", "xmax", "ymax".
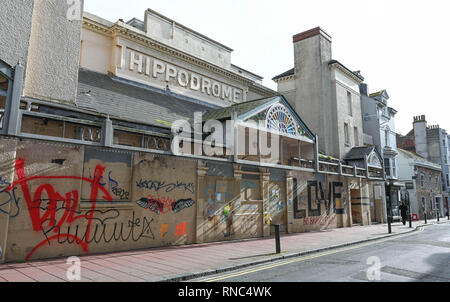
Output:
[{"xmin": 82, "ymin": 147, "xmax": 132, "ymax": 202}]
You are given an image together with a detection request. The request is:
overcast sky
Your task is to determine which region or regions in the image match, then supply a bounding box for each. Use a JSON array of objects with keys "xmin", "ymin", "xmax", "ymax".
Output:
[{"xmin": 84, "ymin": 0, "xmax": 450, "ymax": 135}]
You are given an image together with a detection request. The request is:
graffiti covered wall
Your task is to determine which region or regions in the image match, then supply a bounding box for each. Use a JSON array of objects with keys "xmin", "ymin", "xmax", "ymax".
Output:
[
  {"xmin": 288, "ymin": 171, "xmax": 371, "ymax": 233},
  {"xmin": 0, "ymin": 137, "xmax": 375, "ymax": 262},
  {"xmin": 0, "ymin": 139, "xmax": 197, "ymax": 262}
]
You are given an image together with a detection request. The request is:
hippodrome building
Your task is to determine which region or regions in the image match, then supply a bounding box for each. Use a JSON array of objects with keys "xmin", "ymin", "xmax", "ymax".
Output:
[{"xmin": 0, "ymin": 4, "xmax": 385, "ymax": 262}]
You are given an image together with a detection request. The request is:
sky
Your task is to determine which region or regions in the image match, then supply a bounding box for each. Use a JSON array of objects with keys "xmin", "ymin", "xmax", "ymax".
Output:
[{"xmin": 84, "ymin": 0, "xmax": 450, "ymax": 135}]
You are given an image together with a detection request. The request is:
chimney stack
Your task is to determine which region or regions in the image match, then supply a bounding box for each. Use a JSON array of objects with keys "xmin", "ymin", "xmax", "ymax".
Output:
[
  {"xmin": 359, "ymin": 83, "xmax": 369, "ymax": 96},
  {"xmin": 413, "ymin": 114, "xmax": 429, "ymax": 159},
  {"xmin": 291, "ymin": 27, "xmax": 334, "ymax": 156}
]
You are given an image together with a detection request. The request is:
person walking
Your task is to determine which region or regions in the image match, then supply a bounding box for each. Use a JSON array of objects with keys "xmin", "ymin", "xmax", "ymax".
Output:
[{"xmin": 399, "ymin": 202, "xmax": 408, "ymax": 226}]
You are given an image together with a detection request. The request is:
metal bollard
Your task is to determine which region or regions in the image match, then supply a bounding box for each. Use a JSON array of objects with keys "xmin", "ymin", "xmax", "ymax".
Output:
[
  {"xmin": 424, "ymin": 213, "xmax": 427, "ymax": 224},
  {"xmin": 437, "ymin": 211, "xmax": 440, "ymax": 222},
  {"xmin": 387, "ymin": 216, "xmax": 392, "ymax": 234},
  {"xmin": 274, "ymin": 224, "xmax": 281, "ymax": 254},
  {"xmin": 409, "ymin": 214, "xmax": 412, "ymax": 228}
]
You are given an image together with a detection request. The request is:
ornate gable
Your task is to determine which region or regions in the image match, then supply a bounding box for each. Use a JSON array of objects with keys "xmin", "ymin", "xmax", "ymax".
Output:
[
  {"xmin": 367, "ymin": 151, "xmax": 382, "ymax": 168},
  {"xmin": 243, "ymin": 96, "xmax": 314, "ymax": 141}
]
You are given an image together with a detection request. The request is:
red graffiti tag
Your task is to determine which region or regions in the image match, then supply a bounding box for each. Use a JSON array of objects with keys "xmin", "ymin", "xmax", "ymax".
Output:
[
  {"xmin": 6, "ymin": 159, "xmax": 113, "ymax": 261},
  {"xmin": 147, "ymin": 195, "xmax": 176, "ymax": 214},
  {"xmin": 302, "ymin": 215, "xmax": 337, "ymax": 226}
]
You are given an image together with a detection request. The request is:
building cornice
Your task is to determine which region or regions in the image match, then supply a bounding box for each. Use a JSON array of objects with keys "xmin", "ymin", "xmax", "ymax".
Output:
[
  {"xmin": 414, "ymin": 162, "xmax": 442, "ymax": 172},
  {"xmin": 274, "ymin": 74, "xmax": 295, "ymax": 83},
  {"xmin": 145, "ymin": 8, "xmax": 234, "ymax": 52},
  {"xmin": 329, "ymin": 62, "xmax": 364, "ymax": 84},
  {"xmin": 82, "ymin": 17, "xmax": 264, "ymax": 90}
]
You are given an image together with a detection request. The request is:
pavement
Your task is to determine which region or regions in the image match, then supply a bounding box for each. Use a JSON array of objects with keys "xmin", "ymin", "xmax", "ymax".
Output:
[{"xmin": 0, "ymin": 218, "xmax": 448, "ymax": 282}]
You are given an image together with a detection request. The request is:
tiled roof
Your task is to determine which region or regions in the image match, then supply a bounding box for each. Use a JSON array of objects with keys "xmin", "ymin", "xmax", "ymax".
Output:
[
  {"xmin": 272, "ymin": 68, "xmax": 295, "ymax": 81},
  {"xmin": 202, "ymin": 97, "xmax": 276, "ymax": 121},
  {"xmin": 328, "ymin": 60, "xmax": 365, "ymax": 81},
  {"xmin": 369, "ymin": 90, "xmax": 387, "ymax": 98},
  {"xmin": 398, "ymin": 148, "xmax": 442, "ymax": 170},
  {"xmin": 76, "ymin": 68, "xmax": 218, "ymax": 129},
  {"xmin": 273, "ymin": 60, "xmax": 364, "ymax": 82},
  {"xmin": 344, "ymin": 146, "xmax": 376, "ymax": 160}
]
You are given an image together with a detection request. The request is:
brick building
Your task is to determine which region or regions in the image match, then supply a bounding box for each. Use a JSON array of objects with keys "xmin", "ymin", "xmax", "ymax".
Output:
[
  {"xmin": 397, "ymin": 149, "xmax": 443, "ymax": 220},
  {"xmin": 397, "ymin": 115, "xmax": 450, "ymax": 217}
]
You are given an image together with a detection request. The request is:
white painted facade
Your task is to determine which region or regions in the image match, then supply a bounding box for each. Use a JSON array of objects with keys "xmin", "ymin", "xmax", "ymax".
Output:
[
  {"xmin": 274, "ymin": 28, "xmax": 364, "ymax": 160},
  {"xmin": 80, "ymin": 10, "xmax": 274, "ymax": 109},
  {"xmin": 361, "ymin": 89, "xmax": 399, "ymax": 180}
]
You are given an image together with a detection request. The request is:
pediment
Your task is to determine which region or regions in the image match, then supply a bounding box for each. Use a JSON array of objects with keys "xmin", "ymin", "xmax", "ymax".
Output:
[
  {"xmin": 242, "ymin": 96, "xmax": 315, "ymax": 141},
  {"xmin": 367, "ymin": 150, "xmax": 383, "ymax": 168}
]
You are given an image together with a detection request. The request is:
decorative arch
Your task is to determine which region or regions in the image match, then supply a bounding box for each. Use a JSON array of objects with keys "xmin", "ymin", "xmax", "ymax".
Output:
[
  {"xmin": 368, "ymin": 152, "xmax": 382, "ymax": 168},
  {"xmin": 266, "ymin": 104, "xmax": 299, "ymax": 137}
]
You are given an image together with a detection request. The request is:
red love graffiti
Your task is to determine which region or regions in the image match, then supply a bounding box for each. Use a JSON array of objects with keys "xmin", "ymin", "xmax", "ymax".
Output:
[{"xmin": 6, "ymin": 159, "xmax": 113, "ymax": 261}]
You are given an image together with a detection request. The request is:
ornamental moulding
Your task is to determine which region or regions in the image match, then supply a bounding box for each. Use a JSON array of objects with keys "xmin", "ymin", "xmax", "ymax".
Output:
[
  {"xmin": 274, "ymin": 75, "xmax": 295, "ymax": 83},
  {"xmin": 329, "ymin": 63, "xmax": 363, "ymax": 84},
  {"xmin": 83, "ymin": 18, "xmax": 257, "ymax": 87}
]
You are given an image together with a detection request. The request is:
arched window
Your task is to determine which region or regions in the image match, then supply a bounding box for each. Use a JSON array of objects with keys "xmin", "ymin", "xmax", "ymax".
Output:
[{"xmin": 266, "ymin": 104, "xmax": 298, "ymax": 137}]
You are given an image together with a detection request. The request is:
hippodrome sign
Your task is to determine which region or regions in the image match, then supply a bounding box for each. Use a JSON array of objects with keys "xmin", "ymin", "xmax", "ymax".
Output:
[{"xmin": 120, "ymin": 48, "xmax": 243, "ymax": 103}]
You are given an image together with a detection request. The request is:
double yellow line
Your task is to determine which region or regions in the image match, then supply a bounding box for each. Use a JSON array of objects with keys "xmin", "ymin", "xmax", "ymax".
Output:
[{"xmin": 198, "ymin": 227, "xmax": 424, "ymax": 282}]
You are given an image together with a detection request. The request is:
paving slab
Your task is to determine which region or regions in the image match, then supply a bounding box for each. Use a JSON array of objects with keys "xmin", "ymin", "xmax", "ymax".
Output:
[{"xmin": 0, "ymin": 219, "xmax": 448, "ymax": 282}]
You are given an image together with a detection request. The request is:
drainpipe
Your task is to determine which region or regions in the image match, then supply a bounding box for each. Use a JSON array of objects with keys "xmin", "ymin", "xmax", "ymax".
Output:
[
  {"xmin": 233, "ymin": 111, "xmax": 238, "ymax": 163},
  {"xmin": 365, "ymin": 156, "xmax": 369, "ymax": 179},
  {"xmin": 102, "ymin": 115, "xmax": 113, "ymax": 147},
  {"xmin": 314, "ymin": 135, "xmax": 319, "ymax": 172},
  {"xmin": 5, "ymin": 63, "xmax": 24, "ymax": 136}
]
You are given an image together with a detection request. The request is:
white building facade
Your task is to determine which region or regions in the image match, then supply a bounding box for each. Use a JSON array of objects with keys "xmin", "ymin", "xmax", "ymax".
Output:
[{"xmin": 360, "ymin": 87, "xmax": 401, "ymax": 220}]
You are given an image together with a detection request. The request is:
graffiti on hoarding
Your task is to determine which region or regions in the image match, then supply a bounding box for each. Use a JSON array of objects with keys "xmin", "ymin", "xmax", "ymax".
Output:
[
  {"xmin": 205, "ymin": 181, "xmax": 234, "ymax": 216},
  {"xmin": 175, "ymin": 221, "xmax": 187, "ymax": 237},
  {"xmin": 5, "ymin": 159, "xmax": 114, "ymax": 261},
  {"xmin": 41, "ymin": 210, "xmax": 155, "ymax": 247},
  {"xmin": 136, "ymin": 196, "xmax": 195, "ymax": 214},
  {"xmin": 108, "ymin": 172, "xmax": 130, "ymax": 201},
  {"xmin": 136, "ymin": 179, "xmax": 195, "ymax": 194},
  {"xmin": 87, "ymin": 170, "xmax": 130, "ymax": 201},
  {"xmin": 0, "ymin": 176, "xmax": 21, "ymax": 218},
  {"xmin": 307, "ymin": 181, "xmax": 344, "ymax": 217},
  {"xmin": 172, "ymin": 199, "xmax": 195, "ymax": 214},
  {"xmin": 302, "ymin": 215, "xmax": 337, "ymax": 226},
  {"xmin": 160, "ymin": 224, "xmax": 168, "ymax": 239},
  {"xmin": 294, "ymin": 179, "xmax": 345, "ymax": 219}
]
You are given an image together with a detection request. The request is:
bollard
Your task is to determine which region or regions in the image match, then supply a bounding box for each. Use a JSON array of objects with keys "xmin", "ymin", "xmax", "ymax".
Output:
[
  {"xmin": 437, "ymin": 211, "xmax": 440, "ymax": 223},
  {"xmin": 447, "ymin": 211, "xmax": 449, "ymax": 220},
  {"xmin": 409, "ymin": 214, "xmax": 412, "ymax": 228},
  {"xmin": 387, "ymin": 216, "xmax": 392, "ymax": 234},
  {"xmin": 274, "ymin": 224, "xmax": 281, "ymax": 254},
  {"xmin": 424, "ymin": 213, "xmax": 427, "ymax": 224}
]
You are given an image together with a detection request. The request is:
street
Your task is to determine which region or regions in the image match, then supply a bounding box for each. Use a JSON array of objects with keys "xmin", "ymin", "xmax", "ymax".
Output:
[{"xmin": 194, "ymin": 223, "xmax": 450, "ymax": 282}]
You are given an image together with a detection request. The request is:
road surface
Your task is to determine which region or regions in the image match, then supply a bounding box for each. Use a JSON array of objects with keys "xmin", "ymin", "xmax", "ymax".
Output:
[{"xmin": 194, "ymin": 223, "xmax": 450, "ymax": 282}]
